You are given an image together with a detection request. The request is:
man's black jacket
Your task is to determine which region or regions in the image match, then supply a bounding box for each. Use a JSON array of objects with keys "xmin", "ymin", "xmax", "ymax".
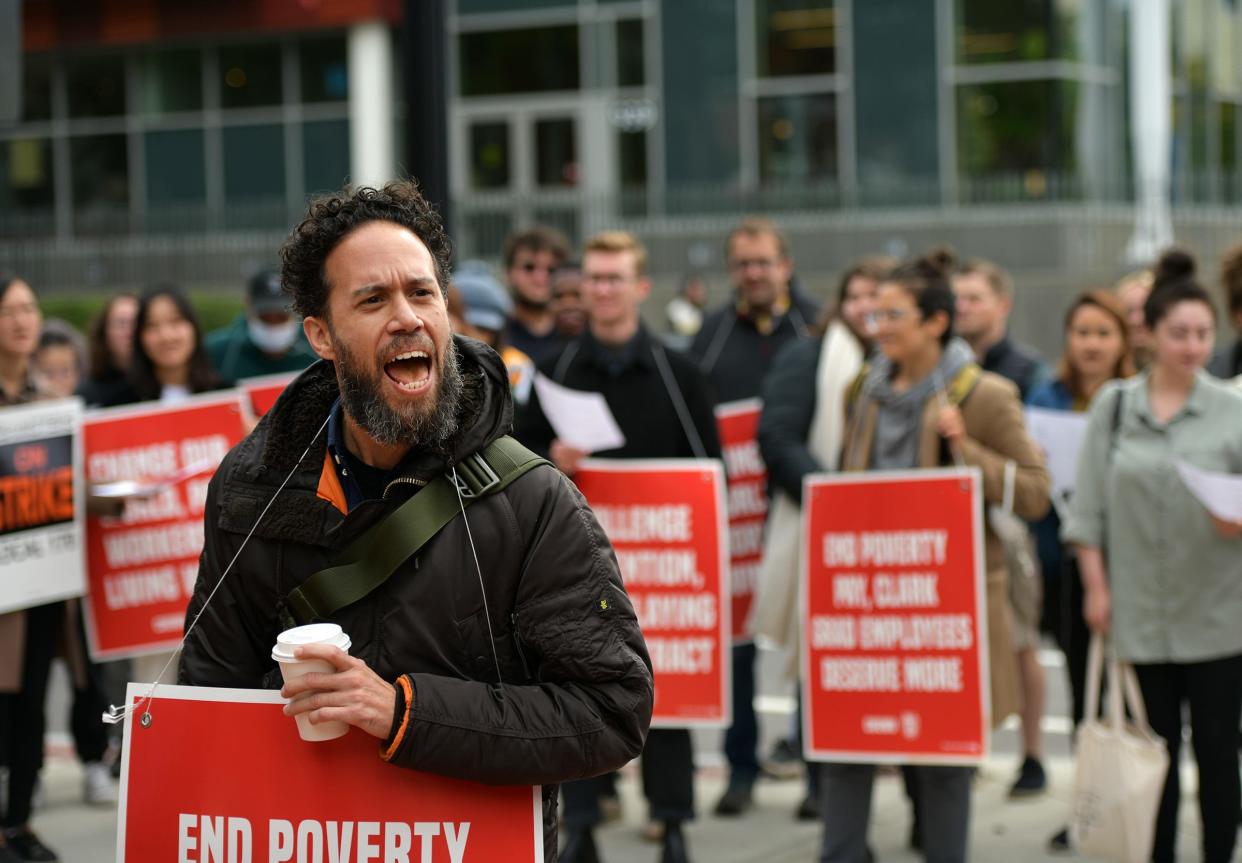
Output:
[
  {"xmin": 514, "ymin": 325, "xmax": 722, "ymax": 461},
  {"xmin": 179, "ymin": 336, "xmax": 653, "ymax": 859}
]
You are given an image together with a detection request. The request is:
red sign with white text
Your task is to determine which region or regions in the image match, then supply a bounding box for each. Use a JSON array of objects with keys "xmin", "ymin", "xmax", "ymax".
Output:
[
  {"xmin": 117, "ymin": 685, "xmax": 543, "ymax": 863},
  {"xmin": 82, "ymin": 394, "xmax": 246, "ymax": 660},
  {"xmin": 574, "ymin": 459, "xmax": 730, "ymax": 728},
  {"xmin": 801, "ymin": 469, "xmax": 989, "ymax": 763},
  {"xmin": 716, "ymin": 399, "xmax": 767, "ymax": 643},
  {"xmin": 241, "ymin": 373, "xmax": 299, "ymax": 417}
]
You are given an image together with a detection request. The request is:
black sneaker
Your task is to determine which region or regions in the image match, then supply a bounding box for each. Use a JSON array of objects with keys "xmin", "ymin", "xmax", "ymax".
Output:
[
  {"xmin": 3, "ymin": 829, "xmax": 58, "ymax": 863},
  {"xmin": 1047, "ymin": 826, "xmax": 1072, "ymax": 854},
  {"xmin": 713, "ymin": 784, "xmax": 753, "ymax": 816},
  {"xmin": 1007, "ymin": 756, "xmax": 1047, "ymax": 798},
  {"xmin": 795, "ymin": 793, "xmax": 818, "ymax": 821}
]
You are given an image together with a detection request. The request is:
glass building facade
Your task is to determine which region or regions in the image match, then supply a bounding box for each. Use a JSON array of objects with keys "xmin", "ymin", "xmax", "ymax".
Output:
[{"xmin": 3, "ymin": 1, "xmax": 1241, "ymax": 259}]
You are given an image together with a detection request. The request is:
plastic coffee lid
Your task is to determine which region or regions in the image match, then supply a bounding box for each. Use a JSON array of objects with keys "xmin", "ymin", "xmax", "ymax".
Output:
[{"xmin": 271, "ymin": 623, "xmax": 352, "ymax": 662}]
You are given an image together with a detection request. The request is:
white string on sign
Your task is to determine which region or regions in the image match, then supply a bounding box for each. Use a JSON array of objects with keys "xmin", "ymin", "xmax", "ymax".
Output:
[{"xmin": 103, "ymin": 412, "xmax": 332, "ymax": 729}]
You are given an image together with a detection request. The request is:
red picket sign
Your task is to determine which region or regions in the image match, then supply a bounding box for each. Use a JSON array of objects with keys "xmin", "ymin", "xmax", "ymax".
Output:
[
  {"xmin": 801, "ymin": 469, "xmax": 989, "ymax": 763},
  {"xmin": 117, "ymin": 685, "xmax": 543, "ymax": 863},
  {"xmin": 573, "ymin": 459, "xmax": 730, "ymax": 728},
  {"xmin": 241, "ymin": 372, "xmax": 299, "ymax": 417},
  {"xmin": 715, "ymin": 399, "xmax": 767, "ymax": 643},
  {"xmin": 82, "ymin": 393, "xmax": 247, "ymax": 660}
]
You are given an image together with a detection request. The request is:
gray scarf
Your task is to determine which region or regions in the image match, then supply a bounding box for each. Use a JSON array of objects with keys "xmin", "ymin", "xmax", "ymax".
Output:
[{"xmin": 861, "ymin": 338, "xmax": 975, "ymax": 470}]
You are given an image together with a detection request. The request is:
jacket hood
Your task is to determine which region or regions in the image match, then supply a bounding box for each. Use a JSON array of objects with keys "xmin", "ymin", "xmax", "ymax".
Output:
[{"xmin": 232, "ymin": 334, "xmax": 514, "ymax": 485}]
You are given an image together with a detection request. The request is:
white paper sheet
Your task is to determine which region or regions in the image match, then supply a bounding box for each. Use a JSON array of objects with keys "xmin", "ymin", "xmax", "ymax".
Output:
[
  {"xmin": 1024, "ymin": 407, "xmax": 1089, "ymax": 499},
  {"xmin": 533, "ymin": 374, "xmax": 626, "ymax": 453},
  {"xmin": 1175, "ymin": 460, "xmax": 1242, "ymax": 522}
]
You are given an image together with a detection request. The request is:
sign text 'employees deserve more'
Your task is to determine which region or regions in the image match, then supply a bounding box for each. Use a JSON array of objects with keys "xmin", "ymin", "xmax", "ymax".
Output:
[
  {"xmin": 119, "ymin": 686, "xmax": 543, "ymax": 863},
  {"xmin": 83, "ymin": 393, "xmax": 246, "ymax": 660},
  {"xmin": 715, "ymin": 400, "xmax": 767, "ymax": 642},
  {"xmin": 573, "ymin": 459, "xmax": 731, "ymax": 727},
  {"xmin": 801, "ymin": 469, "xmax": 989, "ymax": 763}
]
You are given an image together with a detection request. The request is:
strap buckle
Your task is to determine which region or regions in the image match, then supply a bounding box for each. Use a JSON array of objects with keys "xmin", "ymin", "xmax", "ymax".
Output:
[{"xmin": 451, "ymin": 451, "xmax": 501, "ymax": 499}]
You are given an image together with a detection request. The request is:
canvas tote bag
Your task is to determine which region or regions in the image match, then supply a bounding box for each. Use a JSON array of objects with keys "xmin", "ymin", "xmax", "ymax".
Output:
[{"xmin": 1069, "ymin": 634, "xmax": 1169, "ymax": 863}]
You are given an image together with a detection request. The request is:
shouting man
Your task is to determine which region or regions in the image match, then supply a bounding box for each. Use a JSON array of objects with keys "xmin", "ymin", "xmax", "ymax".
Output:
[{"xmin": 179, "ymin": 182, "xmax": 653, "ymax": 861}]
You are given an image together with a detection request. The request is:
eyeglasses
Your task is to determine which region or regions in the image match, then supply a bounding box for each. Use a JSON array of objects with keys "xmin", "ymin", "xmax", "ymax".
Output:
[
  {"xmin": 0, "ymin": 302, "xmax": 39, "ymax": 321},
  {"xmin": 517, "ymin": 262, "xmax": 554, "ymax": 274},
  {"xmin": 582, "ymin": 273, "xmax": 635, "ymax": 288},
  {"xmin": 863, "ymin": 308, "xmax": 913, "ymax": 327}
]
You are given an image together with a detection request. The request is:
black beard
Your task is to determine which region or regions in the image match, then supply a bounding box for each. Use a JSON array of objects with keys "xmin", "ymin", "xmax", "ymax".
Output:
[
  {"xmin": 333, "ymin": 335, "xmax": 463, "ymax": 451},
  {"xmin": 513, "ymin": 292, "xmax": 551, "ymax": 313}
]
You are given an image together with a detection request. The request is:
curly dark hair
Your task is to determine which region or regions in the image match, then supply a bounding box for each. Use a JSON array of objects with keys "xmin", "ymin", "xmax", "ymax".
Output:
[{"xmin": 279, "ymin": 181, "xmax": 453, "ymax": 319}]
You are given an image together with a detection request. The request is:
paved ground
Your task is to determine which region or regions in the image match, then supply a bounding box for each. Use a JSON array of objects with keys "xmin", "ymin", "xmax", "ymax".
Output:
[{"xmin": 26, "ymin": 648, "xmax": 1216, "ymax": 862}]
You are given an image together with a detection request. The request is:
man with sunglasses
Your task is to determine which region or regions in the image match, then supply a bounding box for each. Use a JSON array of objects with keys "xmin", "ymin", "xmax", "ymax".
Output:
[{"xmin": 502, "ymin": 226, "xmax": 571, "ymax": 365}]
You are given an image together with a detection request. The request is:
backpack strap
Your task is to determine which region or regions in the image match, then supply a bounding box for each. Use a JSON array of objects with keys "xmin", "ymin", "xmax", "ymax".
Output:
[
  {"xmin": 279, "ymin": 436, "xmax": 548, "ymax": 629},
  {"xmin": 945, "ymin": 363, "xmax": 983, "ymax": 406}
]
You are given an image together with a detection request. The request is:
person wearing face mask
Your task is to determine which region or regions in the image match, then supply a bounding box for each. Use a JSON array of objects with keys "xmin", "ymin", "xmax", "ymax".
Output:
[
  {"xmin": 1064, "ymin": 249, "xmax": 1242, "ymax": 863},
  {"xmin": 206, "ymin": 269, "xmax": 317, "ymax": 382}
]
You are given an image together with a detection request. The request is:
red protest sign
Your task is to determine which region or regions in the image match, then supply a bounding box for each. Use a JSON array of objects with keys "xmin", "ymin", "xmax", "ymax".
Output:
[
  {"xmin": 716, "ymin": 399, "xmax": 767, "ymax": 643},
  {"xmin": 801, "ymin": 469, "xmax": 989, "ymax": 763},
  {"xmin": 82, "ymin": 393, "xmax": 246, "ymax": 660},
  {"xmin": 574, "ymin": 459, "xmax": 730, "ymax": 728},
  {"xmin": 241, "ymin": 373, "xmax": 298, "ymax": 417},
  {"xmin": 117, "ymin": 684, "xmax": 542, "ymax": 863}
]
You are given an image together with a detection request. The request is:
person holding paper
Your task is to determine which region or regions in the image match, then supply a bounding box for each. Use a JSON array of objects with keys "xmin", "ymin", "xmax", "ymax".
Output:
[
  {"xmin": 1024, "ymin": 290, "xmax": 1134, "ymax": 853},
  {"xmin": 1063, "ymin": 249, "xmax": 1242, "ymax": 863},
  {"xmin": 180, "ymin": 183, "xmax": 653, "ymax": 863},
  {"xmin": 821, "ymin": 248, "xmax": 1050, "ymax": 863},
  {"xmin": 516, "ymin": 230, "xmax": 720, "ymax": 863}
]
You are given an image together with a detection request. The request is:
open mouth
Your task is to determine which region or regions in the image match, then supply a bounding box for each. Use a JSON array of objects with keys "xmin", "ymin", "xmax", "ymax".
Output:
[{"xmin": 383, "ymin": 350, "xmax": 433, "ymax": 391}]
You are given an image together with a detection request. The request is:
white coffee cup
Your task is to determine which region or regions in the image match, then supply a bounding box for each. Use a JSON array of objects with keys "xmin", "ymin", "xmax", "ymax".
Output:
[{"xmin": 271, "ymin": 623, "xmax": 353, "ymax": 742}]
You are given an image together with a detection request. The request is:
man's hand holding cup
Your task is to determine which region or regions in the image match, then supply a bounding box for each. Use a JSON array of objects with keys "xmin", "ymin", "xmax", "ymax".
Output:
[{"xmin": 272, "ymin": 623, "xmax": 397, "ymax": 742}]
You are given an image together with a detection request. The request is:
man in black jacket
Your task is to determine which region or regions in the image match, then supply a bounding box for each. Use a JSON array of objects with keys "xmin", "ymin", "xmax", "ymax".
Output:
[
  {"xmin": 516, "ymin": 230, "xmax": 721, "ymax": 863},
  {"xmin": 689, "ymin": 217, "xmax": 819, "ymax": 819},
  {"xmin": 178, "ymin": 182, "xmax": 653, "ymax": 862}
]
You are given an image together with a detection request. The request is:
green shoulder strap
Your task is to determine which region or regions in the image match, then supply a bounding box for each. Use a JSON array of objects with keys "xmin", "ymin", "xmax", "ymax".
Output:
[{"xmin": 280, "ymin": 436, "xmax": 548, "ymax": 629}]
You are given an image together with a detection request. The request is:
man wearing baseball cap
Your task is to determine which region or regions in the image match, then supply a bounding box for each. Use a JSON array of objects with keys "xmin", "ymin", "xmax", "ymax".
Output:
[{"xmin": 206, "ymin": 268, "xmax": 318, "ymax": 381}]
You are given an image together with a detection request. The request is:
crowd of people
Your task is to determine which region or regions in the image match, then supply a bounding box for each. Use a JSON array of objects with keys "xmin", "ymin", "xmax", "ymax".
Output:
[{"xmin": 1, "ymin": 194, "xmax": 1242, "ymax": 863}]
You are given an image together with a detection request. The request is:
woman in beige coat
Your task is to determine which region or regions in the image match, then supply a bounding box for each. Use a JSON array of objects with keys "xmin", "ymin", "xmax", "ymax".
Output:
[{"xmin": 818, "ymin": 250, "xmax": 1050, "ymax": 863}]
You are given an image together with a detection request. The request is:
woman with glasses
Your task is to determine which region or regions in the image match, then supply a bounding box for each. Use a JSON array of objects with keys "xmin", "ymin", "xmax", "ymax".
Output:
[
  {"xmin": 1064, "ymin": 250, "xmax": 1242, "ymax": 863},
  {"xmin": 818, "ymin": 250, "xmax": 1049, "ymax": 863}
]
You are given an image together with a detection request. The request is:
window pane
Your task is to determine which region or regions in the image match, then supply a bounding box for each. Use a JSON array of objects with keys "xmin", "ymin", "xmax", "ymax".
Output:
[
  {"xmin": 22, "ymin": 55, "xmax": 52, "ymax": 122},
  {"xmin": 70, "ymin": 134, "xmax": 129, "ymax": 233},
  {"xmin": 145, "ymin": 130, "xmax": 205, "ymax": 204},
  {"xmin": 66, "ymin": 55, "xmax": 127, "ymax": 117},
  {"xmin": 956, "ymin": 0, "xmax": 1079, "ymax": 64},
  {"xmin": 141, "ymin": 48, "xmax": 202, "ymax": 114},
  {"xmin": 534, "ymin": 118, "xmax": 577, "ymax": 187},
  {"xmin": 469, "ymin": 121, "xmax": 510, "ymax": 189},
  {"xmin": 303, "ymin": 119, "xmax": 350, "ymax": 196},
  {"xmin": 757, "ymin": 93, "xmax": 837, "ymax": 183},
  {"xmin": 459, "ymin": 27, "xmax": 579, "ymax": 96},
  {"xmin": 301, "ymin": 35, "xmax": 348, "ymax": 103},
  {"xmin": 619, "ymin": 130, "xmax": 648, "ymax": 217},
  {"xmin": 223, "ymin": 124, "xmax": 286, "ymax": 228},
  {"xmin": 957, "ymin": 79, "xmax": 1077, "ymax": 198},
  {"xmin": 617, "ymin": 19, "xmax": 645, "ymax": 87},
  {"xmin": 0, "ymin": 139, "xmax": 54, "ymax": 235},
  {"xmin": 756, "ymin": 1, "xmax": 836, "ymax": 78},
  {"xmin": 219, "ymin": 43, "xmax": 283, "ymax": 109}
]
